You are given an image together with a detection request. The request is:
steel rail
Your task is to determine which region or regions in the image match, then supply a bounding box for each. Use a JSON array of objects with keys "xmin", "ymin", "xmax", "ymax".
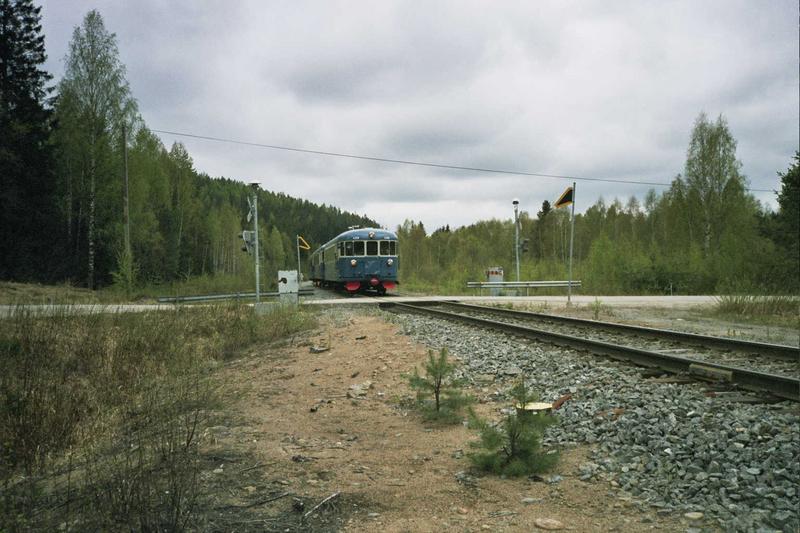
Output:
[
  {"xmin": 157, "ymin": 289, "xmax": 314, "ymax": 303},
  {"xmin": 466, "ymin": 281, "xmax": 582, "ymax": 288},
  {"xmin": 381, "ymin": 302, "xmax": 800, "ymax": 402},
  {"xmin": 438, "ymin": 301, "xmax": 799, "ymax": 361}
]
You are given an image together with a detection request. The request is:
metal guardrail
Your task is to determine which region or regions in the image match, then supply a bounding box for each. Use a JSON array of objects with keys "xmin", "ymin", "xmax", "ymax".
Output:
[
  {"xmin": 466, "ymin": 280, "xmax": 581, "ymax": 295},
  {"xmin": 157, "ymin": 289, "xmax": 314, "ymax": 303}
]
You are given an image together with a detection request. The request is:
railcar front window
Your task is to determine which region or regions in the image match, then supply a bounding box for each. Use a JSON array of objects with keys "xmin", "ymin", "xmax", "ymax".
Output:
[
  {"xmin": 380, "ymin": 241, "xmax": 390, "ymax": 255},
  {"xmin": 366, "ymin": 241, "xmax": 378, "ymax": 256},
  {"xmin": 390, "ymin": 241, "xmax": 397, "ymax": 255},
  {"xmin": 345, "ymin": 241, "xmax": 354, "ymax": 256},
  {"xmin": 353, "ymin": 241, "xmax": 364, "ymax": 256}
]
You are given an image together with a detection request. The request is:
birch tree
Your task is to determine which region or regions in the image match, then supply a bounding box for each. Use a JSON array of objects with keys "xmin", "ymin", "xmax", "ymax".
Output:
[
  {"xmin": 55, "ymin": 10, "xmax": 137, "ymax": 288},
  {"xmin": 683, "ymin": 113, "xmax": 745, "ymax": 256}
]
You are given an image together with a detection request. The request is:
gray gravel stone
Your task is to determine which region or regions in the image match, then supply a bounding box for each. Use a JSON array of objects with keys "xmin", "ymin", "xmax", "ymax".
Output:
[{"xmin": 385, "ymin": 311, "xmax": 800, "ymax": 532}]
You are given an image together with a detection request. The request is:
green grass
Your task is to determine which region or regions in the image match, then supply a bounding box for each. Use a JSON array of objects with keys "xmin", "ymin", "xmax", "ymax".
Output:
[
  {"xmin": 0, "ymin": 303, "xmax": 315, "ymax": 530},
  {"xmin": 124, "ymin": 273, "xmax": 270, "ymax": 302}
]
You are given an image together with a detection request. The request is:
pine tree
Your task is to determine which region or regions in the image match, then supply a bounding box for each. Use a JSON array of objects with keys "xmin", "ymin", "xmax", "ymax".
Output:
[
  {"xmin": 0, "ymin": 0, "xmax": 57, "ymax": 280},
  {"xmin": 468, "ymin": 379, "xmax": 558, "ymax": 477},
  {"xmin": 407, "ymin": 347, "xmax": 473, "ymax": 423}
]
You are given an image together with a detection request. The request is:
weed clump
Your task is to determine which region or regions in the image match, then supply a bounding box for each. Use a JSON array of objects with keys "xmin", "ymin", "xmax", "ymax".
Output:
[
  {"xmin": 714, "ymin": 294, "xmax": 799, "ymax": 324},
  {"xmin": 407, "ymin": 347, "xmax": 473, "ymax": 424},
  {"xmin": 469, "ymin": 379, "xmax": 558, "ymax": 477}
]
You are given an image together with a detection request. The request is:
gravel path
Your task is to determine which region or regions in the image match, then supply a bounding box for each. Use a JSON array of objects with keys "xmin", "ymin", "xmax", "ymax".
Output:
[{"xmin": 386, "ymin": 311, "xmax": 800, "ymax": 532}]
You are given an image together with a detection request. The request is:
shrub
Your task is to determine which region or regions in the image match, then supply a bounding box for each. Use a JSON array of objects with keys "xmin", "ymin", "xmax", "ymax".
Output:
[
  {"xmin": 407, "ymin": 347, "xmax": 473, "ymax": 424},
  {"xmin": 469, "ymin": 379, "xmax": 558, "ymax": 477}
]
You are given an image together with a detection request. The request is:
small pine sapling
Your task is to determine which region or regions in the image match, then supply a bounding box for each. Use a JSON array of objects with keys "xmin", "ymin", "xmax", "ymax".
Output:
[
  {"xmin": 468, "ymin": 378, "xmax": 558, "ymax": 477},
  {"xmin": 407, "ymin": 347, "xmax": 473, "ymax": 423}
]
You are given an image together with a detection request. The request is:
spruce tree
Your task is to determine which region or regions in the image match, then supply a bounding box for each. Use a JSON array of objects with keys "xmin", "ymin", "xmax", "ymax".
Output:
[
  {"xmin": 774, "ymin": 153, "xmax": 800, "ymax": 290},
  {"xmin": 0, "ymin": 0, "xmax": 57, "ymax": 280}
]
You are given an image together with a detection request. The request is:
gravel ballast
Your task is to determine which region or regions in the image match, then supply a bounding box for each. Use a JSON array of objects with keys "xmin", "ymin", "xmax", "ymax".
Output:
[{"xmin": 387, "ymin": 311, "xmax": 800, "ymax": 532}]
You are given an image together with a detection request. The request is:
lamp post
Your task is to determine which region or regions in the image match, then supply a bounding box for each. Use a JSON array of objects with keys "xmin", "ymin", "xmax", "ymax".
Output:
[{"xmin": 512, "ymin": 198, "xmax": 520, "ymax": 282}]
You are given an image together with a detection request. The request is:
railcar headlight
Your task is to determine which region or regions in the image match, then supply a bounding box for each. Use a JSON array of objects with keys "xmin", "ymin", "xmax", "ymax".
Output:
[
  {"xmin": 387, "ymin": 259, "xmax": 393, "ymax": 266},
  {"xmin": 350, "ymin": 259, "xmax": 357, "ymax": 267}
]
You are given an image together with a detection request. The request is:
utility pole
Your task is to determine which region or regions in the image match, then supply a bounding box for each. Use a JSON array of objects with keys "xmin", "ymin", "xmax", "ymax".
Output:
[
  {"xmin": 567, "ymin": 182, "xmax": 576, "ymax": 305},
  {"xmin": 512, "ymin": 198, "xmax": 520, "ymax": 282},
  {"xmin": 249, "ymin": 183, "xmax": 261, "ymax": 302},
  {"xmin": 123, "ymin": 124, "xmax": 130, "ymax": 259},
  {"xmin": 296, "ymin": 236, "xmax": 301, "ymax": 283}
]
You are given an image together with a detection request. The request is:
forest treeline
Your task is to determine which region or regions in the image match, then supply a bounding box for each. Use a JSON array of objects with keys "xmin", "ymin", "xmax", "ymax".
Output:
[
  {"xmin": 2, "ymin": 3, "xmax": 798, "ymax": 296},
  {"xmin": 1, "ymin": 4, "xmax": 375, "ymax": 291},
  {"xmin": 397, "ymin": 127, "xmax": 799, "ymax": 295}
]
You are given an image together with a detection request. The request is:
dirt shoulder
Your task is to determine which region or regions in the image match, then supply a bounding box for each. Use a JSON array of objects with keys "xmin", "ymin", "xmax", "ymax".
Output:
[{"xmin": 208, "ymin": 309, "xmax": 707, "ymax": 532}]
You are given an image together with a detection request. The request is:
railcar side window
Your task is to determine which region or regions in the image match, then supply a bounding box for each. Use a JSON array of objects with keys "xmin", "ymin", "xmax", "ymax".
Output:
[
  {"xmin": 366, "ymin": 241, "xmax": 378, "ymax": 256},
  {"xmin": 389, "ymin": 241, "xmax": 397, "ymax": 255},
  {"xmin": 353, "ymin": 241, "xmax": 364, "ymax": 256},
  {"xmin": 345, "ymin": 241, "xmax": 353, "ymax": 256}
]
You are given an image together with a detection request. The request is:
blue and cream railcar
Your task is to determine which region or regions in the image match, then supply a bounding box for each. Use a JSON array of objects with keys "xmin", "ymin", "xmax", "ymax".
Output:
[{"xmin": 309, "ymin": 228, "xmax": 399, "ymax": 294}]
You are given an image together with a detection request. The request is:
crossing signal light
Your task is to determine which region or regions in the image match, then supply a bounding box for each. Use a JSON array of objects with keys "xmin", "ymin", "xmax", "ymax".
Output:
[{"xmin": 241, "ymin": 230, "xmax": 255, "ymax": 254}]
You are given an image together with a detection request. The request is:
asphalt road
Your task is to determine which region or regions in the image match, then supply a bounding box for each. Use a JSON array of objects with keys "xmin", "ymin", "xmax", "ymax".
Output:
[{"xmin": 0, "ymin": 295, "xmax": 721, "ymax": 317}]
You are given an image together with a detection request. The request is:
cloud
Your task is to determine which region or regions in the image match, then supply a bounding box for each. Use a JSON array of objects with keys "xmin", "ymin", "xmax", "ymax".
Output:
[{"xmin": 41, "ymin": 0, "xmax": 798, "ymax": 231}]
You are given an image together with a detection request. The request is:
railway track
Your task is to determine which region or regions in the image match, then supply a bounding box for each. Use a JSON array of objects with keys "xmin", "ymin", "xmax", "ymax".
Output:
[{"xmin": 381, "ymin": 301, "xmax": 800, "ymax": 402}]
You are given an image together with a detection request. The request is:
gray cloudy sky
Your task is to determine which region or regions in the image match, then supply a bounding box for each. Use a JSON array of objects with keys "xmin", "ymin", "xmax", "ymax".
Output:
[{"xmin": 41, "ymin": 1, "xmax": 798, "ymax": 230}]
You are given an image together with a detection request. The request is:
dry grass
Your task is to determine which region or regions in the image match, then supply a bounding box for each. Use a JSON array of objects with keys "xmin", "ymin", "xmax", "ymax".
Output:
[
  {"xmin": 0, "ymin": 281, "xmax": 102, "ymax": 304},
  {"xmin": 0, "ymin": 303, "xmax": 314, "ymax": 531},
  {"xmin": 714, "ymin": 294, "xmax": 800, "ymax": 327}
]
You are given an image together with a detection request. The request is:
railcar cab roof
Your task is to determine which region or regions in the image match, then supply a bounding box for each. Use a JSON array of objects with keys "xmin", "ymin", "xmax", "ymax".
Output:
[{"xmin": 316, "ymin": 227, "xmax": 398, "ymax": 251}]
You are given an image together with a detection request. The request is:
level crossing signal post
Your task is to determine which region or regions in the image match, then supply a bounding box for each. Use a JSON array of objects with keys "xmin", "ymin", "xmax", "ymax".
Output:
[
  {"xmin": 512, "ymin": 198, "xmax": 520, "ymax": 282},
  {"xmin": 241, "ymin": 184, "xmax": 261, "ymax": 302},
  {"xmin": 297, "ymin": 235, "xmax": 311, "ymax": 287}
]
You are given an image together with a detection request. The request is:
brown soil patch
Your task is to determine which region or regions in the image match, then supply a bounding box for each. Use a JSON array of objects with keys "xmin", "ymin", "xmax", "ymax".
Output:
[{"xmin": 211, "ymin": 310, "xmax": 700, "ymax": 532}]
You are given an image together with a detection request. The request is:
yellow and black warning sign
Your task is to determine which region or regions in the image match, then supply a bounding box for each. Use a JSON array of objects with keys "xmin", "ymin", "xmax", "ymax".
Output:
[
  {"xmin": 555, "ymin": 186, "xmax": 574, "ymax": 208},
  {"xmin": 297, "ymin": 235, "xmax": 311, "ymax": 250}
]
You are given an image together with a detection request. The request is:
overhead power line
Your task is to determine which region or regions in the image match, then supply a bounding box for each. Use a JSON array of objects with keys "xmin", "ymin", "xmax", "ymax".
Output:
[{"xmin": 151, "ymin": 129, "xmax": 774, "ymax": 193}]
